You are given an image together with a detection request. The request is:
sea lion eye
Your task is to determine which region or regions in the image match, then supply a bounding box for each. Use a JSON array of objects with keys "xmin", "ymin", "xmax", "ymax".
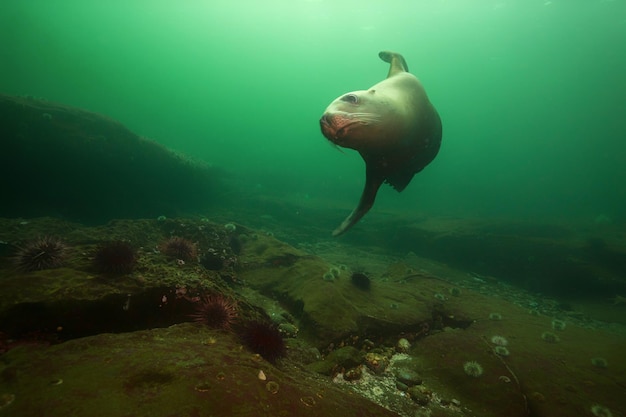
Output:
[{"xmin": 341, "ymin": 94, "xmax": 359, "ymax": 104}]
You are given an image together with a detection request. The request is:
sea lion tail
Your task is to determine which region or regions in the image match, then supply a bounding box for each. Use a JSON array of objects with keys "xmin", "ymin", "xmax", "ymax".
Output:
[{"xmin": 378, "ymin": 51, "xmax": 409, "ymax": 77}]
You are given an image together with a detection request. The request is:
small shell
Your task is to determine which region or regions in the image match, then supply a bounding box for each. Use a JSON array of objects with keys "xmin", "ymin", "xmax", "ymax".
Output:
[
  {"xmin": 0, "ymin": 393, "xmax": 16, "ymax": 409},
  {"xmin": 195, "ymin": 382, "xmax": 211, "ymax": 392},
  {"xmin": 258, "ymin": 370, "xmax": 266, "ymax": 380},
  {"xmin": 300, "ymin": 396, "xmax": 316, "ymax": 407},
  {"xmin": 266, "ymin": 381, "xmax": 279, "ymax": 394}
]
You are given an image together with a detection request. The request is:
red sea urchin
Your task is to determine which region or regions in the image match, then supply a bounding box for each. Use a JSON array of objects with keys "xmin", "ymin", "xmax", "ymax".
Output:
[
  {"xmin": 92, "ymin": 241, "xmax": 137, "ymax": 274},
  {"xmin": 241, "ymin": 321, "xmax": 286, "ymax": 363},
  {"xmin": 160, "ymin": 236, "xmax": 197, "ymax": 262},
  {"xmin": 190, "ymin": 294, "xmax": 238, "ymax": 330},
  {"xmin": 13, "ymin": 236, "xmax": 68, "ymax": 271}
]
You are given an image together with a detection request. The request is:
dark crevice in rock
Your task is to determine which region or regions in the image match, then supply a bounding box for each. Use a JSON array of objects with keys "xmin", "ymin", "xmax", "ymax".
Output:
[
  {"xmin": 0, "ymin": 287, "xmax": 197, "ymax": 343},
  {"xmin": 431, "ymin": 306, "xmax": 474, "ymax": 331}
]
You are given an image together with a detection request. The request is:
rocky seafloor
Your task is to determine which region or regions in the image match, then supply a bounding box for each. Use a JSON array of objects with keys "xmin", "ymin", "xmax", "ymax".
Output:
[{"xmin": 0, "ymin": 215, "xmax": 624, "ymax": 417}]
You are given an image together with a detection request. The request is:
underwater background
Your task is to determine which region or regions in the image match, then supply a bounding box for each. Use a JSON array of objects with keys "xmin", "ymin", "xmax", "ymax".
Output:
[
  {"xmin": 1, "ymin": 1, "xmax": 626, "ymax": 417},
  {"xmin": 2, "ymin": 0, "xmax": 625, "ymax": 222}
]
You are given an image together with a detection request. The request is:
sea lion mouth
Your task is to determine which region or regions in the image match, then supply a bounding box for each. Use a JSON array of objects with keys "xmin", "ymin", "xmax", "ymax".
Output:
[
  {"xmin": 320, "ymin": 113, "xmax": 368, "ymax": 142},
  {"xmin": 320, "ymin": 120, "xmax": 357, "ymax": 142}
]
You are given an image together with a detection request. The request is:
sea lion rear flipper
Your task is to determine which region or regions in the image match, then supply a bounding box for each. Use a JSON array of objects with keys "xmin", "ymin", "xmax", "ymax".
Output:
[
  {"xmin": 332, "ymin": 167, "xmax": 384, "ymax": 236},
  {"xmin": 378, "ymin": 51, "xmax": 409, "ymax": 78}
]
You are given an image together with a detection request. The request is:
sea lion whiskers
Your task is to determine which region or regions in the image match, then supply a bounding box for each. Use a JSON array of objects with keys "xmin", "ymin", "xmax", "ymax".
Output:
[
  {"xmin": 326, "ymin": 140, "xmax": 345, "ymax": 153},
  {"xmin": 348, "ymin": 112, "xmax": 381, "ymax": 125}
]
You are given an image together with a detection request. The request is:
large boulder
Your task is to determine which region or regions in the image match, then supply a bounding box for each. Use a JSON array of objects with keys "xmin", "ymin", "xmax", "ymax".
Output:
[{"xmin": 0, "ymin": 94, "xmax": 220, "ymax": 223}]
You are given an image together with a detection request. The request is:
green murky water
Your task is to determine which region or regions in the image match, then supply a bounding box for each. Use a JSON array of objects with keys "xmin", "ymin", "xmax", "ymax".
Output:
[{"xmin": 1, "ymin": 0, "xmax": 625, "ymax": 220}]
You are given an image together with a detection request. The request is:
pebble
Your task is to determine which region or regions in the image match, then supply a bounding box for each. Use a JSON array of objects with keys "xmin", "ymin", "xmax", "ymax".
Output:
[
  {"xmin": 407, "ymin": 386, "xmax": 429, "ymax": 405},
  {"xmin": 394, "ymin": 369, "xmax": 423, "ymax": 387}
]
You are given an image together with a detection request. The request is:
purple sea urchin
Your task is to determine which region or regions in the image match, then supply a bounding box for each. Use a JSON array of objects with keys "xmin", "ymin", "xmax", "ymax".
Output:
[
  {"xmin": 351, "ymin": 272, "xmax": 371, "ymax": 290},
  {"xmin": 200, "ymin": 251, "xmax": 224, "ymax": 270},
  {"xmin": 160, "ymin": 237, "xmax": 197, "ymax": 262},
  {"xmin": 93, "ymin": 241, "xmax": 137, "ymax": 274},
  {"xmin": 241, "ymin": 321, "xmax": 286, "ymax": 363},
  {"xmin": 13, "ymin": 236, "xmax": 68, "ymax": 271},
  {"xmin": 190, "ymin": 294, "xmax": 238, "ymax": 330}
]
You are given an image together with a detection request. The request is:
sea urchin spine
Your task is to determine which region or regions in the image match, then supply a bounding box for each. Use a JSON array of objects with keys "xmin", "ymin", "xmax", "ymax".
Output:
[
  {"xmin": 190, "ymin": 294, "xmax": 238, "ymax": 330},
  {"xmin": 160, "ymin": 236, "xmax": 197, "ymax": 262},
  {"xmin": 13, "ymin": 236, "xmax": 68, "ymax": 271},
  {"xmin": 241, "ymin": 321, "xmax": 286, "ymax": 363},
  {"xmin": 92, "ymin": 241, "xmax": 137, "ymax": 274}
]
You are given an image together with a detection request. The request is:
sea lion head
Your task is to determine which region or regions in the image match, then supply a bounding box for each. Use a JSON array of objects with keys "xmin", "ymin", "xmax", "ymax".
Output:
[{"xmin": 319, "ymin": 89, "xmax": 395, "ymax": 151}]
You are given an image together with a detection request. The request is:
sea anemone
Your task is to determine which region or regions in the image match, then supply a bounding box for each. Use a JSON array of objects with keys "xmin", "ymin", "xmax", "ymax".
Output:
[
  {"xmin": 93, "ymin": 241, "xmax": 137, "ymax": 274},
  {"xmin": 448, "ymin": 287, "xmax": 462, "ymax": 297},
  {"xmin": 551, "ymin": 319, "xmax": 566, "ymax": 331},
  {"xmin": 489, "ymin": 312, "xmax": 502, "ymax": 320},
  {"xmin": 13, "ymin": 236, "xmax": 68, "ymax": 271},
  {"xmin": 490, "ymin": 335, "xmax": 509, "ymax": 346},
  {"xmin": 494, "ymin": 346, "xmax": 510, "ymax": 357},
  {"xmin": 160, "ymin": 236, "xmax": 197, "ymax": 262},
  {"xmin": 463, "ymin": 361, "xmax": 483, "ymax": 377},
  {"xmin": 591, "ymin": 357, "xmax": 608, "ymax": 368},
  {"xmin": 241, "ymin": 321, "xmax": 286, "ymax": 363},
  {"xmin": 351, "ymin": 272, "xmax": 371, "ymax": 290},
  {"xmin": 541, "ymin": 331, "xmax": 560, "ymax": 343},
  {"xmin": 591, "ymin": 404, "xmax": 613, "ymax": 417},
  {"xmin": 322, "ymin": 272, "xmax": 334, "ymax": 282},
  {"xmin": 190, "ymin": 294, "xmax": 238, "ymax": 330}
]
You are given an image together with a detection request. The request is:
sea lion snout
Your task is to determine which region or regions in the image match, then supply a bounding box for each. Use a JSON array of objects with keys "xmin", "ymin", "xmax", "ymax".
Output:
[
  {"xmin": 319, "ymin": 113, "xmax": 332, "ymax": 129},
  {"xmin": 320, "ymin": 113, "xmax": 340, "ymax": 140},
  {"xmin": 320, "ymin": 112, "xmax": 355, "ymax": 142}
]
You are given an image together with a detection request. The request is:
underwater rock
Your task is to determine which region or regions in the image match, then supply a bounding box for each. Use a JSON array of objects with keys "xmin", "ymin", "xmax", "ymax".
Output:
[
  {"xmin": 0, "ymin": 94, "xmax": 221, "ymax": 222},
  {"xmin": 0, "ymin": 323, "xmax": 400, "ymax": 417},
  {"xmin": 306, "ymin": 346, "xmax": 364, "ymax": 376},
  {"xmin": 0, "ymin": 217, "xmax": 239, "ymax": 341},
  {"xmin": 407, "ymin": 386, "xmax": 430, "ymax": 406},
  {"xmin": 352, "ymin": 216, "xmax": 626, "ymax": 298},
  {"xmin": 393, "ymin": 368, "xmax": 422, "ymax": 387},
  {"xmin": 237, "ymin": 236, "xmax": 454, "ymax": 345}
]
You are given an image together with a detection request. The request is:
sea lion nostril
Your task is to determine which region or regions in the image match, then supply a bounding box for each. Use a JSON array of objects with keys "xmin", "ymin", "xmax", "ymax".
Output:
[{"xmin": 320, "ymin": 114, "xmax": 331, "ymax": 126}]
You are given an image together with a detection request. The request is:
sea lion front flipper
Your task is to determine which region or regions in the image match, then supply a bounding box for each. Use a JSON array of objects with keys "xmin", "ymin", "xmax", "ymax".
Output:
[
  {"xmin": 332, "ymin": 167, "xmax": 384, "ymax": 236},
  {"xmin": 384, "ymin": 164, "xmax": 419, "ymax": 192},
  {"xmin": 378, "ymin": 51, "xmax": 409, "ymax": 78}
]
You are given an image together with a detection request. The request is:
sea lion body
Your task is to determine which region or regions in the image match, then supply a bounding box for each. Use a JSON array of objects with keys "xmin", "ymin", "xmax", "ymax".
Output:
[{"xmin": 320, "ymin": 51, "xmax": 442, "ymax": 236}]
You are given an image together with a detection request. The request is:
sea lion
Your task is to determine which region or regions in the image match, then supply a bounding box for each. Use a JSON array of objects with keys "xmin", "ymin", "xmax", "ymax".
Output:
[{"xmin": 319, "ymin": 51, "xmax": 442, "ymax": 236}]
